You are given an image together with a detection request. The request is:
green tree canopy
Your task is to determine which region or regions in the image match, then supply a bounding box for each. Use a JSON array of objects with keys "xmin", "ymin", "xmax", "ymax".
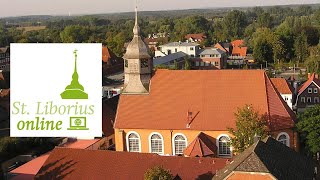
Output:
[
  {"xmin": 144, "ymin": 166, "xmax": 173, "ymax": 180},
  {"xmin": 228, "ymin": 104, "xmax": 268, "ymax": 153},
  {"xmin": 297, "ymin": 105, "xmax": 320, "ymax": 155}
]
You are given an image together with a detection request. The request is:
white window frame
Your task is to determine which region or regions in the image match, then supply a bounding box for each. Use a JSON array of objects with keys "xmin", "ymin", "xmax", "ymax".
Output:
[
  {"xmin": 314, "ymin": 88, "xmax": 318, "ymax": 94},
  {"xmin": 276, "ymin": 132, "xmax": 290, "ymax": 147},
  {"xmin": 172, "ymin": 133, "xmax": 188, "ymax": 156},
  {"xmin": 315, "ymin": 97, "xmax": 319, "ymax": 103},
  {"xmin": 307, "ymin": 97, "xmax": 312, "ymax": 103},
  {"xmin": 301, "ymin": 97, "xmax": 305, "ymax": 103},
  {"xmin": 126, "ymin": 131, "xmax": 141, "ymax": 152},
  {"xmin": 216, "ymin": 134, "xmax": 232, "ymax": 157},
  {"xmin": 148, "ymin": 132, "xmax": 164, "ymax": 155},
  {"xmin": 308, "ymin": 88, "xmax": 312, "ymax": 94}
]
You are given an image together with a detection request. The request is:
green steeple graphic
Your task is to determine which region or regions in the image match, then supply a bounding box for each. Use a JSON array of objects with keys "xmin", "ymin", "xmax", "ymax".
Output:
[{"xmin": 60, "ymin": 49, "xmax": 88, "ymax": 99}]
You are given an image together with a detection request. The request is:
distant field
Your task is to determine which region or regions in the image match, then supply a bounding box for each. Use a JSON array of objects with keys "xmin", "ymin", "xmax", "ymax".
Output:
[{"xmin": 17, "ymin": 25, "xmax": 46, "ymax": 32}]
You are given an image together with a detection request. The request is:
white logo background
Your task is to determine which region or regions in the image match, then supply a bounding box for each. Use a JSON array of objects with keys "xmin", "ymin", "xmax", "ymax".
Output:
[{"xmin": 10, "ymin": 43, "xmax": 102, "ymax": 137}]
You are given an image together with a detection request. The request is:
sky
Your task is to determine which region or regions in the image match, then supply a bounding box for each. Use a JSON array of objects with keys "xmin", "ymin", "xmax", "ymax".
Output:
[{"xmin": 0, "ymin": 0, "xmax": 319, "ymax": 17}]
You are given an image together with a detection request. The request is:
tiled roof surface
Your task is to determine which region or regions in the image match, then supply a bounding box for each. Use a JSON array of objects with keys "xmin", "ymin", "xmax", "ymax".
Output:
[
  {"xmin": 198, "ymin": 48, "xmax": 225, "ymax": 55},
  {"xmin": 102, "ymin": 46, "xmax": 112, "ymax": 63},
  {"xmin": 185, "ymin": 33, "xmax": 206, "ymax": 41},
  {"xmin": 231, "ymin": 40, "xmax": 245, "ymax": 47},
  {"xmin": 10, "ymin": 139, "xmax": 99, "ymax": 180},
  {"xmin": 153, "ymin": 51, "xmax": 188, "ymax": 66},
  {"xmin": 214, "ymin": 43, "xmax": 228, "ymax": 53},
  {"xmin": 102, "ymin": 96, "xmax": 119, "ymax": 137},
  {"xmin": 232, "ymin": 46, "xmax": 247, "ymax": 57},
  {"xmin": 160, "ymin": 42, "xmax": 199, "ymax": 47},
  {"xmin": 270, "ymin": 78, "xmax": 293, "ymax": 94},
  {"xmin": 35, "ymin": 148, "xmax": 227, "ymax": 180},
  {"xmin": 214, "ymin": 137, "xmax": 315, "ymax": 180},
  {"xmin": 184, "ymin": 132, "xmax": 217, "ymax": 157},
  {"xmin": 115, "ymin": 70, "xmax": 295, "ymax": 131},
  {"xmin": 298, "ymin": 73, "xmax": 320, "ymax": 94}
]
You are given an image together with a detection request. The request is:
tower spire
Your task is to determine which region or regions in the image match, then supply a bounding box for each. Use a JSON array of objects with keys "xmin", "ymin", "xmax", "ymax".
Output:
[{"xmin": 133, "ymin": 0, "xmax": 140, "ymax": 36}]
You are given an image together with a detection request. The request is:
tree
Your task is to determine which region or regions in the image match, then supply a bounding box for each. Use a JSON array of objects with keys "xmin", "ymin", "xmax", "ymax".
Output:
[
  {"xmin": 294, "ymin": 32, "xmax": 308, "ymax": 65},
  {"xmin": 257, "ymin": 12, "xmax": 272, "ymax": 28},
  {"xmin": 297, "ymin": 105, "xmax": 320, "ymax": 155},
  {"xmin": 184, "ymin": 57, "xmax": 191, "ymax": 70},
  {"xmin": 144, "ymin": 166, "xmax": 173, "ymax": 180},
  {"xmin": 305, "ymin": 45, "xmax": 320, "ymax": 74},
  {"xmin": 222, "ymin": 10, "xmax": 248, "ymax": 39},
  {"xmin": 172, "ymin": 60, "xmax": 178, "ymax": 70},
  {"xmin": 228, "ymin": 104, "xmax": 268, "ymax": 153}
]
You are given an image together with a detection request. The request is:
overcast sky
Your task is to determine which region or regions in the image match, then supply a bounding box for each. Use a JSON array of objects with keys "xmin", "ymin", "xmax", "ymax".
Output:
[{"xmin": 0, "ymin": 0, "xmax": 319, "ymax": 17}]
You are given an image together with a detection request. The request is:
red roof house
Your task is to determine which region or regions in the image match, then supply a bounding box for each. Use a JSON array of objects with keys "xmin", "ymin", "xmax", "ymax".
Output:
[{"xmin": 185, "ymin": 33, "xmax": 207, "ymax": 42}]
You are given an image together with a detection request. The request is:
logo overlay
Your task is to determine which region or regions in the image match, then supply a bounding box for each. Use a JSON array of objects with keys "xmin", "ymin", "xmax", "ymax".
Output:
[{"xmin": 10, "ymin": 44, "xmax": 102, "ymax": 137}]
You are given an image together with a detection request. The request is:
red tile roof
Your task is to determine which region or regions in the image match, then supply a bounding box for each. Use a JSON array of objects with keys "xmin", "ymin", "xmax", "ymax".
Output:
[
  {"xmin": 232, "ymin": 46, "xmax": 247, "ymax": 57},
  {"xmin": 185, "ymin": 33, "xmax": 206, "ymax": 41},
  {"xmin": 35, "ymin": 148, "xmax": 227, "ymax": 179},
  {"xmin": 9, "ymin": 139, "xmax": 99, "ymax": 180},
  {"xmin": 102, "ymin": 46, "xmax": 111, "ymax": 63},
  {"xmin": 298, "ymin": 73, "xmax": 320, "ymax": 94},
  {"xmin": 214, "ymin": 43, "xmax": 228, "ymax": 53},
  {"xmin": 231, "ymin": 40, "xmax": 245, "ymax": 47},
  {"xmin": 102, "ymin": 96, "xmax": 119, "ymax": 137},
  {"xmin": 184, "ymin": 132, "xmax": 217, "ymax": 157},
  {"xmin": 115, "ymin": 70, "xmax": 295, "ymax": 131},
  {"xmin": 270, "ymin": 78, "xmax": 293, "ymax": 94}
]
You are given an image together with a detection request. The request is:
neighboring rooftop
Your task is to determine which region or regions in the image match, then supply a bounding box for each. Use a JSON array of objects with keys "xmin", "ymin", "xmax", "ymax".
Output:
[
  {"xmin": 102, "ymin": 96, "xmax": 119, "ymax": 137},
  {"xmin": 185, "ymin": 33, "xmax": 206, "ymax": 41},
  {"xmin": 9, "ymin": 139, "xmax": 100, "ymax": 180},
  {"xmin": 298, "ymin": 73, "xmax": 320, "ymax": 94},
  {"xmin": 271, "ymin": 78, "xmax": 294, "ymax": 94},
  {"xmin": 160, "ymin": 42, "xmax": 200, "ymax": 47},
  {"xmin": 198, "ymin": 48, "xmax": 225, "ymax": 55},
  {"xmin": 214, "ymin": 137, "xmax": 315, "ymax": 180},
  {"xmin": 231, "ymin": 40, "xmax": 245, "ymax": 47},
  {"xmin": 115, "ymin": 70, "xmax": 296, "ymax": 131},
  {"xmin": 153, "ymin": 51, "xmax": 188, "ymax": 66},
  {"xmin": 184, "ymin": 132, "xmax": 217, "ymax": 157},
  {"xmin": 35, "ymin": 148, "xmax": 228, "ymax": 180}
]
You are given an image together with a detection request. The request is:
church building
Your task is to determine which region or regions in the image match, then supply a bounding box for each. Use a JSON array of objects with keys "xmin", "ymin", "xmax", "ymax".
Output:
[{"xmin": 114, "ymin": 8, "xmax": 298, "ymax": 158}]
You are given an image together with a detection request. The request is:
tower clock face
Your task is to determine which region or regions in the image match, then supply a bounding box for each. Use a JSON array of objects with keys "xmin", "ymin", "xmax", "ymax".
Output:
[{"xmin": 140, "ymin": 59, "xmax": 149, "ymax": 68}]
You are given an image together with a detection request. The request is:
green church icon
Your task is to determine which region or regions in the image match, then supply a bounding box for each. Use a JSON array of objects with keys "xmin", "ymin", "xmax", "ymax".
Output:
[{"xmin": 60, "ymin": 49, "xmax": 88, "ymax": 99}]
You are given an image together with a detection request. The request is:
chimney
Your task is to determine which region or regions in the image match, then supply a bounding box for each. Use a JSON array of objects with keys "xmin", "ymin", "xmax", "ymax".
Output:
[
  {"xmin": 254, "ymin": 134, "xmax": 261, "ymax": 143},
  {"xmin": 308, "ymin": 73, "xmax": 311, "ymax": 79}
]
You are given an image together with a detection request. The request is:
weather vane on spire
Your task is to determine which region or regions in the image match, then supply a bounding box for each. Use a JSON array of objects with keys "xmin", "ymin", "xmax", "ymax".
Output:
[{"xmin": 133, "ymin": 0, "xmax": 140, "ymax": 36}]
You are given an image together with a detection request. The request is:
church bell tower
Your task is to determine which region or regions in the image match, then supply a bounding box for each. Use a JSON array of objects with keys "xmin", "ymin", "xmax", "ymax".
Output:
[{"xmin": 122, "ymin": 5, "xmax": 152, "ymax": 94}]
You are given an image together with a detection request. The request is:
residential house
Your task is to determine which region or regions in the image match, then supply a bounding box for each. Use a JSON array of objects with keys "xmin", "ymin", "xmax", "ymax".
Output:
[
  {"xmin": 214, "ymin": 42, "xmax": 232, "ymax": 55},
  {"xmin": 230, "ymin": 39, "xmax": 247, "ymax": 59},
  {"xmin": 214, "ymin": 137, "xmax": 315, "ymax": 180},
  {"xmin": 192, "ymin": 48, "xmax": 227, "ymax": 69},
  {"xmin": 102, "ymin": 46, "xmax": 123, "ymax": 76},
  {"xmin": 295, "ymin": 73, "xmax": 320, "ymax": 112},
  {"xmin": 271, "ymin": 78, "xmax": 294, "ymax": 109},
  {"xmin": 0, "ymin": 46, "xmax": 10, "ymax": 71},
  {"xmin": 144, "ymin": 37, "xmax": 168, "ymax": 51},
  {"xmin": 35, "ymin": 148, "xmax": 228, "ymax": 179},
  {"xmin": 153, "ymin": 51, "xmax": 188, "ymax": 69},
  {"xmin": 155, "ymin": 42, "xmax": 200, "ymax": 58},
  {"xmin": 0, "ymin": 70, "xmax": 9, "ymax": 123},
  {"xmin": 185, "ymin": 33, "xmax": 207, "ymax": 43}
]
